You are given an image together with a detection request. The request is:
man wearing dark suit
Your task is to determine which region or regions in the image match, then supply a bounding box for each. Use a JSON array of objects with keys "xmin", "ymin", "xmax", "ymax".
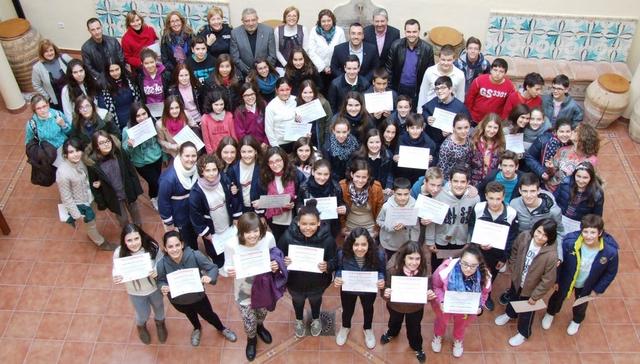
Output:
[
  {"xmin": 230, "ymin": 8, "xmax": 277, "ymax": 77},
  {"xmin": 363, "ymin": 8, "xmax": 400, "ymax": 67},
  {"xmin": 327, "ymin": 55, "xmax": 370, "ymax": 113},
  {"xmin": 330, "ymin": 23, "xmax": 379, "ymax": 82}
]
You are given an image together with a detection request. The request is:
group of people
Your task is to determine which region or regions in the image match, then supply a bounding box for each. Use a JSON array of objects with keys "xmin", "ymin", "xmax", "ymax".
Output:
[{"xmin": 25, "ymin": 4, "xmax": 619, "ymax": 363}]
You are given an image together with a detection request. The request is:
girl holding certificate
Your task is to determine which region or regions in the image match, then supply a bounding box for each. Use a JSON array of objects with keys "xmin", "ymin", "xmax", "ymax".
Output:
[
  {"xmin": 157, "ymin": 231, "xmax": 237, "ymax": 347},
  {"xmin": 469, "ymin": 113, "xmax": 505, "ymax": 186},
  {"xmin": 334, "ymin": 228, "xmax": 386, "ymax": 349},
  {"xmin": 339, "ymin": 159, "xmax": 384, "ymax": 239},
  {"xmin": 156, "ymin": 96, "xmax": 188, "ymax": 158},
  {"xmin": 296, "ymin": 79, "xmax": 333, "ymax": 148},
  {"xmin": 494, "ymin": 218, "xmax": 558, "ymax": 346},
  {"xmin": 223, "ymin": 212, "xmax": 283, "ymax": 361},
  {"xmin": 552, "ymin": 161, "xmax": 604, "ymax": 223},
  {"xmin": 380, "ymin": 241, "xmax": 434, "ymax": 363},
  {"xmin": 430, "ymin": 244, "xmax": 491, "ymax": 358},
  {"xmin": 189, "ymin": 154, "xmax": 241, "ymax": 266},
  {"xmin": 265, "ymin": 77, "xmax": 297, "ymax": 153},
  {"xmin": 278, "ymin": 201, "xmax": 335, "ymax": 338},
  {"xmin": 227, "ymin": 135, "xmax": 262, "ymax": 214},
  {"xmin": 113, "ymin": 224, "xmax": 166, "ymax": 344}
]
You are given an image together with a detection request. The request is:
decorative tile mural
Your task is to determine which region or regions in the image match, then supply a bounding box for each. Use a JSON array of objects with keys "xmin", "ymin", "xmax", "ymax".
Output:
[
  {"xmin": 485, "ymin": 12, "xmax": 637, "ymax": 63},
  {"xmin": 95, "ymin": 0, "xmax": 230, "ymax": 39}
]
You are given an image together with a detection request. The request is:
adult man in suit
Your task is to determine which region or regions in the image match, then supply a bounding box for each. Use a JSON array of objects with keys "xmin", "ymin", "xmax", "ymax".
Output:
[
  {"xmin": 81, "ymin": 18, "xmax": 125, "ymax": 88},
  {"xmin": 230, "ymin": 8, "xmax": 277, "ymax": 77},
  {"xmin": 363, "ymin": 8, "xmax": 400, "ymax": 67},
  {"xmin": 330, "ymin": 23, "xmax": 379, "ymax": 82}
]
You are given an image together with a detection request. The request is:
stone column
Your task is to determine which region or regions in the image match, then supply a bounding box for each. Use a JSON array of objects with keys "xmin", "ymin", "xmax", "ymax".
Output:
[{"xmin": 0, "ymin": 42, "xmax": 25, "ymax": 111}]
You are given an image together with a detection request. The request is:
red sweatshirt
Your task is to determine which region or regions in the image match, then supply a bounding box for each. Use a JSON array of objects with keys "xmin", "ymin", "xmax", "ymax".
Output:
[
  {"xmin": 201, "ymin": 112, "xmax": 237, "ymax": 154},
  {"xmin": 121, "ymin": 25, "xmax": 158, "ymax": 69},
  {"xmin": 501, "ymin": 91, "xmax": 542, "ymax": 119},
  {"xmin": 465, "ymin": 74, "xmax": 515, "ymax": 124}
]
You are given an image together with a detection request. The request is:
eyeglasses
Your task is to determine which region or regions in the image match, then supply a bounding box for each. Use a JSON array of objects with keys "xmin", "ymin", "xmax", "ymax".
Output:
[
  {"xmin": 98, "ymin": 139, "xmax": 112, "ymax": 146},
  {"xmin": 460, "ymin": 261, "xmax": 479, "ymax": 269}
]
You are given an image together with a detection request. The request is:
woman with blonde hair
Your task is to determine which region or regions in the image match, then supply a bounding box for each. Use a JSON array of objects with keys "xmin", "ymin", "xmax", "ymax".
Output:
[
  {"xmin": 32, "ymin": 39, "xmax": 73, "ymax": 111},
  {"xmin": 274, "ymin": 6, "xmax": 309, "ymax": 70},
  {"xmin": 197, "ymin": 6, "xmax": 232, "ymax": 59}
]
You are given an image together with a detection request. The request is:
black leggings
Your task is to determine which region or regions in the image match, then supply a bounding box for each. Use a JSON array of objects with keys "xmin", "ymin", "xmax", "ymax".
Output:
[
  {"xmin": 268, "ymin": 221, "xmax": 289, "ymax": 244},
  {"xmin": 289, "ymin": 289, "xmax": 324, "ymax": 320},
  {"xmin": 340, "ymin": 291, "xmax": 376, "ymax": 329},
  {"xmin": 504, "ymin": 285, "xmax": 535, "ymax": 338},
  {"xmin": 135, "ymin": 158, "xmax": 162, "ymax": 199},
  {"xmin": 172, "ymin": 295, "xmax": 225, "ymax": 331}
]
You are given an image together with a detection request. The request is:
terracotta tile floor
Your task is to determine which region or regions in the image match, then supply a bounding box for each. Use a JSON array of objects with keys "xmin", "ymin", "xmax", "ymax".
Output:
[{"xmin": 1, "ymin": 98, "xmax": 640, "ymax": 364}]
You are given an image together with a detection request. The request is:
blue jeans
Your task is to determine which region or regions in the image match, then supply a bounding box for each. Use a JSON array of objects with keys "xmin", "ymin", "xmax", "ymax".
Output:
[{"xmin": 128, "ymin": 289, "xmax": 165, "ymax": 325}]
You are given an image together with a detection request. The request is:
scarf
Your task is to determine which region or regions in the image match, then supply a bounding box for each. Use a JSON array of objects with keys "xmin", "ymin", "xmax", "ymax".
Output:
[
  {"xmin": 328, "ymin": 133, "xmax": 359, "ymax": 161},
  {"xmin": 169, "ymin": 32, "xmax": 190, "ymax": 64},
  {"xmin": 403, "ymin": 266, "xmax": 418, "ymax": 277},
  {"xmin": 264, "ymin": 176, "xmax": 296, "ymax": 219},
  {"xmin": 197, "ymin": 175, "xmax": 221, "ymax": 191},
  {"xmin": 315, "ymin": 25, "xmax": 336, "ymax": 43},
  {"xmin": 173, "ymin": 156, "xmax": 197, "ymax": 190},
  {"xmin": 476, "ymin": 139, "xmax": 496, "ymax": 175},
  {"xmin": 447, "ymin": 260, "xmax": 481, "ymax": 293},
  {"xmin": 221, "ymin": 75, "xmax": 232, "ymax": 87},
  {"xmin": 306, "ymin": 176, "xmax": 333, "ymax": 197},
  {"xmin": 257, "ymin": 73, "xmax": 277, "ymax": 95},
  {"xmin": 349, "ymin": 182, "xmax": 369, "ymax": 207},
  {"xmin": 165, "ymin": 118, "xmax": 184, "ymax": 136}
]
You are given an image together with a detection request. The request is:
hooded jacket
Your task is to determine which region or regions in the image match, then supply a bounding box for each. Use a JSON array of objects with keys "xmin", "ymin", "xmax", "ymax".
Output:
[
  {"xmin": 453, "ymin": 50, "xmax": 491, "ymax": 92},
  {"xmin": 424, "ymin": 184, "xmax": 480, "ymax": 246},
  {"xmin": 377, "ymin": 195, "xmax": 420, "ymax": 252},
  {"xmin": 156, "ymin": 246, "xmax": 218, "ymax": 305}
]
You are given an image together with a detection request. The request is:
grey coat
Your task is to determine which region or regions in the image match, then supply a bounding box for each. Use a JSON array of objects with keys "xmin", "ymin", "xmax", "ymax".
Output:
[
  {"xmin": 31, "ymin": 54, "xmax": 73, "ymax": 105},
  {"xmin": 230, "ymin": 24, "xmax": 276, "ymax": 75}
]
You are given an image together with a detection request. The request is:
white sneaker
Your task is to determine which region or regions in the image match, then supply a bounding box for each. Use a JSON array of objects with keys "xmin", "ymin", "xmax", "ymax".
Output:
[
  {"xmin": 151, "ymin": 197, "xmax": 158, "ymax": 210},
  {"xmin": 452, "ymin": 340, "xmax": 464, "ymax": 358},
  {"xmin": 336, "ymin": 327, "xmax": 350, "ymax": 346},
  {"xmin": 567, "ymin": 321, "xmax": 581, "ymax": 336},
  {"xmin": 508, "ymin": 333, "xmax": 527, "ymax": 347},
  {"xmin": 431, "ymin": 336, "xmax": 442, "ymax": 353},
  {"xmin": 364, "ymin": 329, "xmax": 376, "ymax": 349},
  {"xmin": 541, "ymin": 313, "xmax": 555, "ymax": 330},
  {"xmin": 494, "ymin": 313, "xmax": 511, "ymax": 326}
]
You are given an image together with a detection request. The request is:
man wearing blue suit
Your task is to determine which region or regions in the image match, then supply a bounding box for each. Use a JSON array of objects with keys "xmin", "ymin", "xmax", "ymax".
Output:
[
  {"xmin": 363, "ymin": 8, "xmax": 400, "ymax": 67},
  {"xmin": 230, "ymin": 8, "xmax": 277, "ymax": 77},
  {"xmin": 330, "ymin": 23, "xmax": 379, "ymax": 82}
]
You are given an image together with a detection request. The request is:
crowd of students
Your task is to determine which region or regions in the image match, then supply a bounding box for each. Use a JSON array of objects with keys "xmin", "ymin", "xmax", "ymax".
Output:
[{"xmin": 25, "ymin": 5, "xmax": 620, "ymax": 363}]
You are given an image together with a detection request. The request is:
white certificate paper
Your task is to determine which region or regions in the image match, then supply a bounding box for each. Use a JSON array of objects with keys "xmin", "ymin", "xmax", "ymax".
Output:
[
  {"xmin": 342, "ymin": 271, "xmax": 378, "ymax": 293},
  {"xmin": 385, "ymin": 207, "xmax": 419, "ymax": 229},
  {"xmin": 287, "ymin": 245, "xmax": 324, "ymax": 273},
  {"xmin": 562, "ymin": 215, "xmax": 581, "ymax": 234},
  {"xmin": 364, "ymin": 91, "xmax": 394, "ymax": 113},
  {"xmin": 398, "ymin": 146, "xmax": 430, "ymax": 170},
  {"xmin": 284, "ymin": 121, "xmax": 312, "ymax": 141},
  {"xmin": 470, "ymin": 220, "xmax": 510, "ymax": 250},
  {"xmin": 305, "ymin": 197, "xmax": 338, "ymax": 220},
  {"xmin": 146, "ymin": 102, "xmax": 164, "ymax": 118},
  {"xmin": 295, "ymin": 99, "xmax": 326, "ymax": 123},
  {"xmin": 257, "ymin": 194, "xmax": 291, "ymax": 209},
  {"xmin": 390, "ymin": 276, "xmax": 429, "ymax": 304},
  {"xmin": 511, "ymin": 299, "xmax": 547, "ymax": 313},
  {"xmin": 505, "ymin": 133, "xmax": 525, "ymax": 154},
  {"xmin": 173, "ymin": 126, "xmax": 205, "ymax": 151},
  {"xmin": 57, "ymin": 204, "xmax": 71, "ymax": 222},
  {"xmin": 415, "ymin": 195, "xmax": 449, "ymax": 224},
  {"xmin": 211, "ymin": 225, "xmax": 238, "ymax": 255},
  {"xmin": 431, "ymin": 108, "xmax": 456, "ymax": 133},
  {"xmin": 127, "ymin": 118, "xmax": 157, "ymax": 147},
  {"xmin": 443, "ymin": 291, "xmax": 481, "ymax": 314},
  {"xmin": 573, "ymin": 295, "xmax": 597, "ymax": 307},
  {"xmin": 234, "ymin": 248, "xmax": 271, "ymax": 279},
  {"xmin": 167, "ymin": 268, "xmax": 204, "ymax": 298},
  {"xmin": 113, "ymin": 253, "xmax": 153, "ymax": 283}
]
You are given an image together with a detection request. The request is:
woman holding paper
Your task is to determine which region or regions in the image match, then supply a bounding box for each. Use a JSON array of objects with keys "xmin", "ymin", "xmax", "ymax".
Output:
[
  {"xmin": 296, "ymin": 79, "xmax": 332, "ymax": 148},
  {"xmin": 156, "ymin": 231, "xmax": 237, "ymax": 346},
  {"xmin": 113, "ymin": 224, "xmax": 167, "ymax": 344},
  {"xmin": 122, "ymin": 103, "xmax": 163, "ymax": 209},
  {"xmin": 469, "ymin": 113, "xmax": 505, "ymax": 186},
  {"xmin": 334, "ymin": 228, "xmax": 386, "ymax": 349},
  {"xmin": 541, "ymin": 214, "xmax": 618, "ymax": 336},
  {"xmin": 552, "ymin": 162, "xmax": 604, "ymax": 225},
  {"xmin": 265, "ymin": 77, "xmax": 298, "ymax": 153},
  {"xmin": 227, "ymin": 135, "xmax": 262, "ymax": 214},
  {"xmin": 156, "ymin": 95, "xmax": 188, "ymax": 158},
  {"xmin": 69, "ymin": 95, "xmax": 120, "ymax": 149},
  {"xmin": 339, "ymin": 159, "xmax": 384, "ymax": 238},
  {"xmin": 494, "ymin": 218, "xmax": 558, "ymax": 346},
  {"xmin": 278, "ymin": 201, "xmax": 335, "ymax": 338},
  {"xmin": 430, "ymin": 245, "xmax": 491, "ymax": 358},
  {"xmin": 380, "ymin": 241, "xmax": 435, "ymax": 363},
  {"xmin": 189, "ymin": 154, "xmax": 241, "ymax": 266}
]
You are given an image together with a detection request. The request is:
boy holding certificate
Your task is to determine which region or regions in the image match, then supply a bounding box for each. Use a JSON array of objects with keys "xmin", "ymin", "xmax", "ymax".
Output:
[
  {"xmin": 394, "ymin": 114, "xmax": 437, "ymax": 183},
  {"xmin": 468, "ymin": 182, "xmax": 519, "ymax": 310},
  {"xmin": 377, "ymin": 177, "xmax": 420, "ymax": 258},
  {"xmin": 422, "ymin": 75, "xmax": 470, "ymax": 150}
]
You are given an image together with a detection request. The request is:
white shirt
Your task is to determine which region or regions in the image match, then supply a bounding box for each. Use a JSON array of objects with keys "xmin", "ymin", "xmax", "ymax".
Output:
[
  {"xmin": 308, "ymin": 26, "xmax": 346, "ymax": 72},
  {"xmin": 201, "ymin": 183, "xmax": 230, "ymax": 233},
  {"xmin": 521, "ymin": 239, "xmax": 541, "ymax": 287},
  {"xmin": 240, "ymin": 162, "xmax": 254, "ymax": 207},
  {"xmin": 417, "ymin": 65, "xmax": 466, "ymax": 113},
  {"xmin": 265, "ymin": 96, "xmax": 297, "ymax": 147}
]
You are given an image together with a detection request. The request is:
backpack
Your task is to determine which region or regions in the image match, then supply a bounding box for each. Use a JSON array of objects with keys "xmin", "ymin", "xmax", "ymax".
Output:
[{"xmin": 25, "ymin": 119, "xmax": 58, "ymax": 187}]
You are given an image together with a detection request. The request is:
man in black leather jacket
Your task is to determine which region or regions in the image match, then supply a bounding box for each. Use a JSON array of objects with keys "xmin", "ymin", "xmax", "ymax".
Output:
[{"xmin": 81, "ymin": 18, "xmax": 125, "ymax": 88}]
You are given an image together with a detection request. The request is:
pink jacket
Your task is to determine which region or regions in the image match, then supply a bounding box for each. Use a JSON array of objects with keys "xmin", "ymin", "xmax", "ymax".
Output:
[{"xmin": 431, "ymin": 258, "xmax": 491, "ymax": 310}]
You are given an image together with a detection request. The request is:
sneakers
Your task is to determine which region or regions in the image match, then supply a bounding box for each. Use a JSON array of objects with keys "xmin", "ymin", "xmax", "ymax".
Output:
[
  {"xmin": 221, "ymin": 328, "xmax": 237, "ymax": 342},
  {"xmin": 310, "ymin": 318, "xmax": 322, "ymax": 336},
  {"xmin": 336, "ymin": 327, "xmax": 350, "ymax": 346},
  {"xmin": 151, "ymin": 197, "xmax": 158, "ymax": 210},
  {"xmin": 415, "ymin": 350, "xmax": 426, "ymax": 363},
  {"xmin": 508, "ymin": 333, "xmax": 527, "ymax": 347},
  {"xmin": 364, "ymin": 329, "xmax": 376, "ymax": 349},
  {"xmin": 294, "ymin": 319, "xmax": 305, "ymax": 338},
  {"xmin": 98, "ymin": 241, "xmax": 118, "ymax": 251},
  {"xmin": 431, "ymin": 336, "xmax": 442, "ymax": 353},
  {"xmin": 484, "ymin": 296, "xmax": 495, "ymax": 311},
  {"xmin": 191, "ymin": 329, "xmax": 201, "ymax": 346},
  {"xmin": 380, "ymin": 331, "xmax": 394, "ymax": 345},
  {"xmin": 494, "ymin": 313, "xmax": 512, "ymax": 326},
  {"xmin": 452, "ymin": 340, "xmax": 464, "ymax": 357},
  {"xmin": 567, "ymin": 321, "xmax": 581, "ymax": 336},
  {"xmin": 541, "ymin": 313, "xmax": 555, "ymax": 330}
]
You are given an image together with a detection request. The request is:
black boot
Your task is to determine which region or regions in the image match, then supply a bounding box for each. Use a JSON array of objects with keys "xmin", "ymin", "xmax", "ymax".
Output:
[
  {"xmin": 137, "ymin": 323, "xmax": 151, "ymax": 344},
  {"xmin": 246, "ymin": 336, "xmax": 257, "ymax": 361},
  {"xmin": 155, "ymin": 319, "xmax": 168, "ymax": 343},
  {"xmin": 256, "ymin": 324, "xmax": 272, "ymax": 344}
]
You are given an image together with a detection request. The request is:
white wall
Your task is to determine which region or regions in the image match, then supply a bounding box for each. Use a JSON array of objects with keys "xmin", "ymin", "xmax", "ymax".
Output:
[
  {"xmin": 0, "ymin": 0, "xmax": 17, "ymax": 21},
  {"xmin": 15, "ymin": 0, "xmax": 640, "ymax": 74}
]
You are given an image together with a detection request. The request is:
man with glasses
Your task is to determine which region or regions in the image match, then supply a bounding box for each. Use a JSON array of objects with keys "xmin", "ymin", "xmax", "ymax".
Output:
[
  {"xmin": 541, "ymin": 74, "xmax": 584, "ymax": 128},
  {"xmin": 230, "ymin": 8, "xmax": 276, "ymax": 77},
  {"xmin": 421, "ymin": 76, "xmax": 470, "ymax": 150}
]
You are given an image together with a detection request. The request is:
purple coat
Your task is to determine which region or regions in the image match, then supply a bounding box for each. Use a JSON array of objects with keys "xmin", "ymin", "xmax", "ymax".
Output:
[{"xmin": 251, "ymin": 246, "xmax": 288, "ymax": 311}]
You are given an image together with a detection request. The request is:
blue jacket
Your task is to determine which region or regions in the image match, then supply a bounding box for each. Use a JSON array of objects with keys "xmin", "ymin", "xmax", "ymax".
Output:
[
  {"xmin": 557, "ymin": 231, "xmax": 618, "ymax": 299},
  {"xmin": 453, "ymin": 50, "xmax": 491, "ymax": 92},
  {"xmin": 541, "ymin": 94, "xmax": 584, "ymax": 128},
  {"xmin": 421, "ymin": 96, "xmax": 470, "ymax": 149},
  {"xmin": 226, "ymin": 161, "xmax": 262, "ymax": 214},
  {"xmin": 523, "ymin": 131, "xmax": 553, "ymax": 175},
  {"xmin": 189, "ymin": 175, "xmax": 242, "ymax": 238},
  {"xmin": 335, "ymin": 248, "xmax": 386, "ymax": 281},
  {"xmin": 553, "ymin": 176, "xmax": 604, "ymax": 220},
  {"xmin": 397, "ymin": 131, "xmax": 438, "ymax": 166},
  {"xmin": 410, "ymin": 176, "xmax": 426, "ymax": 199},
  {"xmin": 158, "ymin": 166, "xmax": 192, "ymax": 227}
]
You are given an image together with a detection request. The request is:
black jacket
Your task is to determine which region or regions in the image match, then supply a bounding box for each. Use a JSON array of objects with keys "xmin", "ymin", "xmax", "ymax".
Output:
[
  {"xmin": 385, "ymin": 38, "xmax": 434, "ymax": 90},
  {"xmin": 81, "ymin": 36, "xmax": 125, "ymax": 88},
  {"xmin": 330, "ymin": 42, "xmax": 379, "ymax": 82},
  {"xmin": 189, "ymin": 175, "xmax": 242, "ymax": 239},
  {"xmin": 363, "ymin": 25, "xmax": 400, "ymax": 66},
  {"xmin": 327, "ymin": 75, "xmax": 370, "ymax": 113},
  {"xmin": 167, "ymin": 84, "xmax": 204, "ymax": 116},
  {"xmin": 197, "ymin": 24, "xmax": 233, "ymax": 59},
  {"xmin": 70, "ymin": 113, "xmax": 121, "ymax": 150}
]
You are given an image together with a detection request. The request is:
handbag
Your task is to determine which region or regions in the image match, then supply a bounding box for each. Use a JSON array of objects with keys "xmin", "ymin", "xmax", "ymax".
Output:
[{"xmin": 25, "ymin": 119, "xmax": 58, "ymax": 186}]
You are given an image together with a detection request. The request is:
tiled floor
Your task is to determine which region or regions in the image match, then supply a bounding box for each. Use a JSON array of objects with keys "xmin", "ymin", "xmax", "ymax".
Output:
[{"xmin": 1, "ymin": 99, "xmax": 640, "ymax": 364}]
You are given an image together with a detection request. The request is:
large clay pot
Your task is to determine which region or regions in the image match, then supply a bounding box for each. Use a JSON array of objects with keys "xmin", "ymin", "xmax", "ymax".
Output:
[
  {"xmin": 629, "ymin": 99, "xmax": 640, "ymax": 143},
  {"xmin": 0, "ymin": 18, "xmax": 41, "ymax": 92},
  {"xmin": 425, "ymin": 26, "xmax": 464, "ymax": 63},
  {"xmin": 584, "ymin": 73, "xmax": 630, "ymax": 129}
]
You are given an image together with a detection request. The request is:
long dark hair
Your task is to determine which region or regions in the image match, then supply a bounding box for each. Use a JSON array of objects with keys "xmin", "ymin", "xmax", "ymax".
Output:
[
  {"xmin": 119, "ymin": 224, "xmax": 159, "ymax": 259},
  {"xmin": 72, "ymin": 95, "xmax": 98, "ymax": 130},
  {"xmin": 392, "ymin": 241, "xmax": 427, "ymax": 276},
  {"xmin": 459, "ymin": 244, "xmax": 489, "ymax": 289},
  {"xmin": 65, "ymin": 59, "xmax": 99, "ymax": 101},
  {"xmin": 212, "ymin": 54, "xmax": 239, "ymax": 88},
  {"xmin": 378, "ymin": 118, "xmax": 399, "ymax": 151},
  {"xmin": 353, "ymin": 128, "xmax": 388, "ymax": 160},
  {"xmin": 171, "ymin": 63, "xmax": 201, "ymax": 89},
  {"xmin": 90, "ymin": 130, "xmax": 119, "ymax": 161},
  {"xmin": 128, "ymin": 102, "xmax": 154, "ymax": 128},
  {"xmin": 260, "ymin": 146, "xmax": 297, "ymax": 188},
  {"xmin": 284, "ymin": 47, "xmax": 315, "ymax": 79},
  {"xmin": 290, "ymin": 137, "xmax": 313, "ymax": 168},
  {"xmin": 104, "ymin": 60, "xmax": 135, "ymax": 94},
  {"xmin": 570, "ymin": 161, "xmax": 602, "ymax": 208},
  {"xmin": 342, "ymin": 227, "xmax": 381, "ymax": 270},
  {"xmin": 237, "ymin": 82, "xmax": 266, "ymax": 115}
]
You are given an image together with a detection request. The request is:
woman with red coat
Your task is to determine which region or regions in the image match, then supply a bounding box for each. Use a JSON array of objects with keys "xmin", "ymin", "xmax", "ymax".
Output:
[{"xmin": 121, "ymin": 11, "xmax": 158, "ymax": 72}]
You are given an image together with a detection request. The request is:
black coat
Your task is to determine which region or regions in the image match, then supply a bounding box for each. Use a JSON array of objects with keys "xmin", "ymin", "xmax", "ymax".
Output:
[
  {"xmin": 80, "ymin": 36, "xmax": 124, "ymax": 87},
  {"xmin": 330, "ymin": 42, "xmax": 379, "ymax": 82},
  {"xmin": 363, "ymin": 25, "xmax": 400, "ymax": 66},
  {"xmin": 197, "ymin": 24, "xmax": 233, "ymax": 59},
  {"xmin": 385, "ymin": 38, "xmax": 434, "ymax": 91},
  {"xmin": 189, "ymin": 174, "xmax": 242, "ymax": 238}
]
